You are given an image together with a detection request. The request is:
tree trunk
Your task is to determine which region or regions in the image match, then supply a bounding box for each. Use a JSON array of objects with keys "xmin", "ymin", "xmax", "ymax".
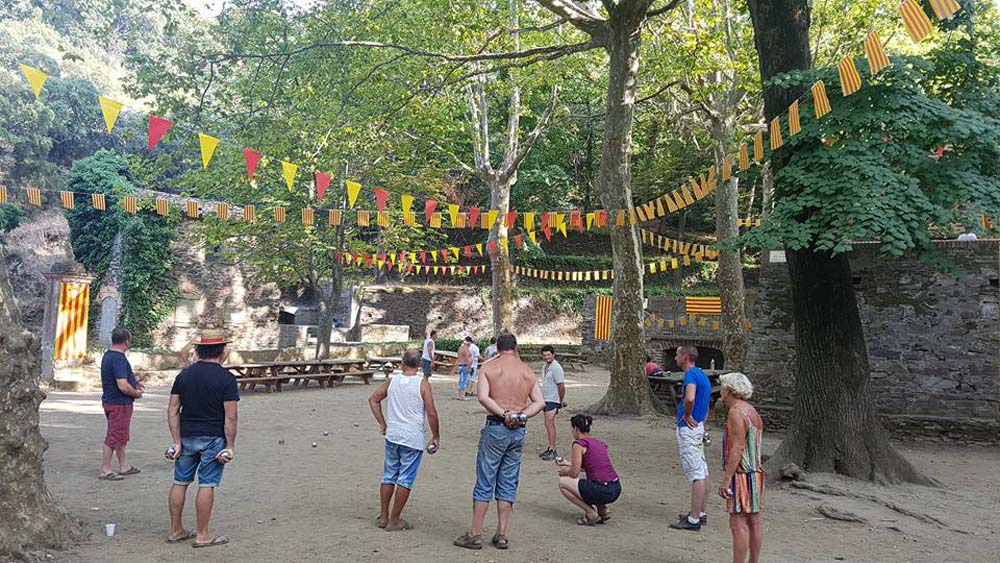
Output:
[
  {"xmin": 587, "ymin": 4, "xmax": 656, "ymax": 416},
  {"xmin": 712, "ymin": 129, "xmax": 748, "ymax": 370},
  {"xmin": 746, "ymin": 0, "xmax": 931, "ymax": 484},
  {"xmin": 489, "ymin": 177, "xmax": 515, "ymax": 335},
  {"xmin": 0, "ymin": 248, "xmax": 82, "ymax": 560}
]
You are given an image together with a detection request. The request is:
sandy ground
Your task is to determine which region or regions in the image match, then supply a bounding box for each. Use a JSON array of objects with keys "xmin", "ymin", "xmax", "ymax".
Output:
[{"xmin": 39, "ymin": 364, "xmax": 1000, "ymax": 563}]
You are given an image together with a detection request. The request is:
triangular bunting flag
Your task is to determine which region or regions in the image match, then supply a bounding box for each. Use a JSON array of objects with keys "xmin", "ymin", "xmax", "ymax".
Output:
[
  {"xmin": 315, "ymin": 171, "xmax": 331, "ymax": 201},
  {"xmin": 148, "ymin": 115, "xmax": 172, "ymax": 150},
  {"xmin": 98, "ymin": 96, "xmax": 123, "ymax": 133},
  {"xmin": 401, "ymin": 194, "xmax": 414, "ymax": 213},
  {"xmin": 524, "ymin": 212, "xmax": 535, "ymax": 231},
  {"xmin": 469, "ymin": 207, "xmax": 481, "ymax": 229},
  {"xmin": 198, "ymin": 133, "xmax": 219, "ymax": 168},
  {"xmin": 487, "ymin": 210, "xmax": 499, "ymax": 230},
  {"xmin": 506, "ymin": 211, "xmax": 518, "ymax": 229},
  {"xmin": 346, "ymin": 180, "xmax": 362, "ymax": 208},
  {"xmin": 281, "ymin": 161, "xmax": 297, "ymax": 191},
  {"xmin": 448, "ymin": 204, "xmax": 460, "ymax": 226},
  {"xmin": 19, "ymin": 64, "xmax": 47, "ymax": 98},
  {"xmin": 375, "ymin": 188, "xmax": 389, "ymax": 213},
  {"xmin": 243, "ymin": 149, "xmax": 261, "ymax": 181},
  {"xmin": 425, "ymin": 199, "xmax": 437, "ymax": 222}
]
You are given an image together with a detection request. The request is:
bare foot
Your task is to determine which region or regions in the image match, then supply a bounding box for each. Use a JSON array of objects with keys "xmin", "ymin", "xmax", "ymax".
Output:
[{"xmin": 376, "ymin": 516, "xmax": 388, "ymax": 529}]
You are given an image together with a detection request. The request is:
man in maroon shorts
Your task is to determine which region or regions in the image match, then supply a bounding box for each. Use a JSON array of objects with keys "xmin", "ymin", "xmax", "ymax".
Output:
[{"xmin": 99, "ymin": 327, "xmax": 143, "ymax": 480}]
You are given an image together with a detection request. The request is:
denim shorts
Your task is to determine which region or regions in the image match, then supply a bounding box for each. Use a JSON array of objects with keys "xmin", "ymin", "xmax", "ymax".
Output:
[
  {"xmin": 174, "ymin": 436, "xmax": 226, "ymax": 488},
  {"xmin": 578, "ymin": 479, "xmax": 622, "ymax": 506},
  {"xmin": 422, "ymin": 359, "xmax": 432, "ymax": 377},
  {"xmin": 544, "ymin": 401, "xmax": 561, "ymax": 413},
  {"xmin": 473, "ymin": 423, "xmax": 526, "ymax": 503},
  {"xmin": 382, "ymin": 439, "xmax": 423, "ymax": 489},
  {"xmin": 458, "ymin": 364, "xmax": 471, "ymax": 391}
]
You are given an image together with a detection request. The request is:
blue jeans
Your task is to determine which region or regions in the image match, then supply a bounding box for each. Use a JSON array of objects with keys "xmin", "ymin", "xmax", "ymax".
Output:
[
  {"xmin": 422, "ymin": 359, "xmax": 432, "ymax": 377},
  {"xmin": 173, "ymin": 436, "xmax": 226, "ymax": 488},
  {"xmin": 473, "ymin": 424, "xmax": 526, "ymax": 503},
  {"xmin": 457, "ymin": 364, "xmax": 471, "ymax": 392},
  {"xmin": 382, "ymin": 439, "xmax": 423, "ymax": 489}
]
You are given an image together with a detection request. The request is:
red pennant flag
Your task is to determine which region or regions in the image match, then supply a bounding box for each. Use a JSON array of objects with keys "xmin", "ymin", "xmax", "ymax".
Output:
[
  {"xmin": 336, "ymin": 251, "xmax": 343, "ymax": 262},
  {"xmin": 505, "ymin": 211, "xmax": 518, "ymax": 229},
  {"xmin": 365, "ymin": 256, "xmax": 374, "ymax": 267},
  {"xmin": 488, "ymin": 240, "xmax": 497, "ymax": 253},
  {"xmin": 440, "ymin": 248, "xmax": 448, "ymax": 261},
  {"xmin": 541, "ymin": 212, "xmax": 551, "ymax": 230},
  {"xmin": 420, "ymin": 251, "xmax": 427, "ymax": 264},
  {"xmin": 543, "ymin": 227, "xmax": 552, "ymax": 241},
  {"xmin": 243, "ymin": 149, "xmax": 261, "ymax": 181},
  {"xmin": 399, "ymin": 252, "xmax": 406, "ymax": 264},
  {"xmin": 514, "ymin": 234, "xmax": 523, "ymax": 247},
  {"xmin": 406, "ymin": 263, "xmax": 414, "ymax": 274},
  {"xmin": 375, "ymin": 188, "xmax": 389, "ymax": 213},
  {"xmin": 386, "ymin": 262, "xmax": 394, "ymax": 272},
  {"xmin": 570, "ymin": 210, "xmax": 583, "ymax": 231},
  {"xmin": 425, "ymin": 200, "xmax": 438, "ymax": 222},
  {"xmin": 464, "ymin": 245, "xmax": 472, "ymax": 258},
  {"xmin": 148, "ymin": 115, "xmax": 172, "ymax": 150},
  {"xmin": 469, "ymin": 207, "xmax": 481, "ymax": 229},
  {"xmin": 379, "ymin": 253, "xmax": 387, "ymax": 263},
  {"xmin": 315, "ymin": 171, "xmax": 331, "ymax": 201},
  {"xmin": 597, "ymin": 211, "xmax": 607, "ymax": 227}
]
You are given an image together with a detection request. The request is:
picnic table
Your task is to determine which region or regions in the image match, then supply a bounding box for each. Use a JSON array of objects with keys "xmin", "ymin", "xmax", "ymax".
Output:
[
  {"xmin": 226, "ymin": 358, "xmax": 374, "ymax": 393},
  {"xmin": 648, "ymin": 370, "xmax": 724, "ymax": 411}
]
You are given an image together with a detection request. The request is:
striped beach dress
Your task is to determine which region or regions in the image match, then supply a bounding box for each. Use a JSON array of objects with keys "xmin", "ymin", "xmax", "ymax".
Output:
[{"xmin": 723, "ymin": 416, "xmax": 765, "ymax": 514}]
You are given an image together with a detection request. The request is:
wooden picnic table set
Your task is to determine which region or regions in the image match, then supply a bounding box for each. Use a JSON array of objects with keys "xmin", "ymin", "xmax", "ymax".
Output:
[
  {"xmin": 648, "ymin": 369, "xmax": 725, "ymax": 410},
  {"xmin": 226, "ymin": 358, "xmax": 375, "ymax": 393}
]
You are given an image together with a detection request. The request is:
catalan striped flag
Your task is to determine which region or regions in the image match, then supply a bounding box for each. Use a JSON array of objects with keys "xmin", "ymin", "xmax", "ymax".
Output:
[
  {"xmin": 53, "ymin": 282, "xmax": 90, "ymax": 360},
  {"xmin": 122, "ymin": 195, "xmax": 138, "ymax": 214},
  {"xmin": 788, "ymin": 101, "xmax": 801, "ymax": 135},
  {"xmin": 216, "ymin": 202, "xmax": 229, "ymax": 220},
  {"xmin": 864, "ymin": 31, "xmax": 890, "ymax": 75},
  {"xmin": 328, "ymin": 209, "xmax": 341, "ymax": 226},
  {"xmin": 769, "ymin": 117, "xmax": 784, "ymax": 150},
  {"xmin": 357, "ymin": 210, "xmax": 370, "ymax": 226},
  {"xmin": 187, "ymin": 201, "xmax": 199, "ymax": 218},
  {"xmin": 302, "ymin": 208, "xmax": 314, "ymax": 225},
  {"xmin": 274, "ymin": 206, "xmax": 286, "ymax": 223},
  {"xmin": 26, "ymin": 187, "xmax": 42, "ymax": 207},
  {"xmin": 753, "ymin": 132, "xmax": 764, "ymax": 162},
  {"xmin": 739, "ymin": 143, "xmax": 750, "ymax": 171},
  {"xmin": 811, "ymin": 81, "xmax": 832, "ymax": 117},
  {"xmin": 156, "ymin": 199, "xmax": 169, "ymax": 216},
  {"xmin": 60, "ymin": 191, "xmax": 74, "ymax": 210},
  {"xmin": 594, "ymin": 295, "xmax": 613, "ymax": 341},
  {"xmin": 377, "ymin": 211, "xmax": 389, "ymax": 227},
  {"xmin": 244, "ymin": 204, "xmax": 256, "ymax": 223},
  {"xmin": 899, "ymin": 0, "xmax": 933, "ymax": 42},
  {"xmin": 722, "ymin": 156, "xmax": 732, "ymax": 181},
  {"xmin": 429, "ymin": 212, "xmax": 441, "ymax": 229},
  {"xmin": 929, "ymin": 0, "xmax": 961, "ymax": 20},
  {"xmin": 685, "ymin": 296, "xmax": 721, "ymax": 315},
  {"xmin": 838, "ymin": 57, "xmax": 863, "ymax": 96},
  {"xmin": 0, "ymin": 186, "xmax": 7, "ymax": 204}
]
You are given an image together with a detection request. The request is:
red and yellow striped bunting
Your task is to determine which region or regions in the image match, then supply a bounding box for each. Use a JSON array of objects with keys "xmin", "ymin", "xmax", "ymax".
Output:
[
  {"xmin": 811, "ymin": 81, "xmax": 832, "ymax": 117},
  {"xmin": 26, "ymin": 187, "xmax": 42, "ymax": 206},
  {"xmin": 900, "ymin": 0, "xmax": 933, "ymax": 43},
  {"xmin": 864, "ymin": 31, "xmax": 890, "ymax": 75},
  {"xmin": 838, "ymin": 57, "xmax": 863, "ymax": 96},
  {"xmin": 122, "ymin": 195, "xmax": 137, "ymax": 214},
  {"xmin": 60, "ymin": 191, "xmax": 74, "ymax": 209}
]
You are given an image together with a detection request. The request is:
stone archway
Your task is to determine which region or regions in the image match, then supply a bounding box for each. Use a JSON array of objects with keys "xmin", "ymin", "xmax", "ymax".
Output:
[{"xmin": 650, "ymin": 335, "xmax": 725, "ymax": 372}]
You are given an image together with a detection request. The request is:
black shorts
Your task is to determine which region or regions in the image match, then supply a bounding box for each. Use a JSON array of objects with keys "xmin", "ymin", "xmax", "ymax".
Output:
[
  {"xmin": 578, "ymin": 479, "xmax": 622, "ymax": 506},
  {"xmin": 544, "ymin": 401, "xmax": 561, "ymax": 413}
]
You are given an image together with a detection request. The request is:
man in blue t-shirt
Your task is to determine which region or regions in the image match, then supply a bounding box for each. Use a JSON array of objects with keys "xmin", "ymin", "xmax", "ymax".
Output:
[
  {"xmin": 165, "ymin": 330, "xmax": 239, "ymax": 548},
  {"xmin": 669, "ymin": 345, "xmax": 711, "ymax": 532},
  {"xmin": 99, "ymin": 328, "xmax": 143, "ymax": 481}
]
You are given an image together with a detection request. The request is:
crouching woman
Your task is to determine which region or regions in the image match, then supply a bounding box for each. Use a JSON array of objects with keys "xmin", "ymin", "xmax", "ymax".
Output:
[{"xmin": 556, "ymin": 415, "xmax": 622, "ymax": 525}]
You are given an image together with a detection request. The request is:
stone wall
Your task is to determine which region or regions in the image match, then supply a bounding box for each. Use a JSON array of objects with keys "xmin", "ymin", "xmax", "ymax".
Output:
[
  {"xmin": 745, "ymin": 241, "xmax": 999, "ymax": 444},
  {"xmin": 1, "ymin": 209, "xmax": 75, "ymax": 330}
]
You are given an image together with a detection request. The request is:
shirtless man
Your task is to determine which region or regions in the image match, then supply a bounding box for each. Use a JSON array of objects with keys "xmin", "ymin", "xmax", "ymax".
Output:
[
  {"xmin": 455, "ymin": 339, "xmax": 473, "ymax": 401},
  {"xmin": 453, "ymin": 333, "xmax": 545, "ymax": 551}
]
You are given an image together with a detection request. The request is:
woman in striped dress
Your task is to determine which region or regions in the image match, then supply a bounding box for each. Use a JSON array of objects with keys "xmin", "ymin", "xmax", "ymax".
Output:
[{"xmin": 717, "ymin": 372, "xmax": 764, "ymax": 563}]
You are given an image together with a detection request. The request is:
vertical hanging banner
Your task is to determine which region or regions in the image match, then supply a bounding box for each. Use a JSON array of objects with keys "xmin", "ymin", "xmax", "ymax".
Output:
[
  {"xmin": 788, "ymin": 101, "xmax": 801, "ymax": 135},
  {"xmin": 244, "ymin": 204, "xmax": 256, "ymax": 223},
  {"xmin": 929, "ymin": 0, "xmax": 961, "ymax": 20},
  {"xmin": 155, "ymin": 199, "xmax": 169, "ymax": 216},
  {"xmin": 739, "ymin": 143, "xmax": 750, "ymax": 171},
  {"xmin": 753, "ymin": 132, "xmax": 764, "ymax": 162},
  {"xmin": 281, "ymin": 161, "xmax": 297, "ymax": 191},
  {"xmin": 198, "ymin": 133, "xmax": 219, "ymax": 168},
  {"xmin": 216, "ymin": 202, "xmax": 230, "ymax": 220},
  {"xmin": 243, "ymin": 149, "xmax": 261, "ymax": 181},
  {"xmin": 594, "ymin": 295, "xmax": 613, "ymax": 341},
  {"xmin": 53, "ymin": 282, "xmax": 90, "ymax": 360},
  {"xmin": 122, "ymin": 195, "xmax": 137, "ymax": 214},
  {"xmin": 59, "ymin": 191, "xmax": 74, "ymax": 210},
  {"xmin": 148, "ymin": 115, "xmax": 173, "ymax": 150},
  {"xmin": 19, "ymin": 64, "xmax": 48, "ymax": 98},
  {"xmin": 811, "ymin": 81, "xmax": 832, "ymax": 117},
  {"xmin": 315, "ymin": 171, "xmax": 331, "ymax": 201},
  {"xmin": 98, "ymin": 96, "xmax": 123, "ymax": 133},
  {"xmin": 899, "ymin": 0, "xmax": 934, "ymax": 42},
  {"xmin": 769, "ymin": 117, "xmax": 784, "ymax": 150},
  {"xmin": 838, "ymin": 57, "xmax": 863, "ymax": 96},
  {"xmin": 26, "ymin": 187, "xmax": 42, "ymax": 206},
  {"xmin": 274, "ymin": 206, "xmax": 286, "ymax": 223},
  {"xmin": 92, "ymin": 193, "xmax": 106, "ymax": 210},
  {"xmin": 186, "ymin": 201, "xmax": 199, "ymax": 218},
  {"xmin": 864, "ymin": 31, "xmax": 890, "ymax": 75},
  {"xmin": 0, "ymin": 186, "xmax": 7, "ymax": 204},
  {"xmin": 346, "ymin": 180, "xmax": 362, "ymax": 208}
]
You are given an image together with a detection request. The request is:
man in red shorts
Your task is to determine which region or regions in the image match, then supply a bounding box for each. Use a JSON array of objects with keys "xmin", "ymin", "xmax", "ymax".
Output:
[{"xmin": 99, "ymin": 327, "xmax": 143, "ymax": 480}]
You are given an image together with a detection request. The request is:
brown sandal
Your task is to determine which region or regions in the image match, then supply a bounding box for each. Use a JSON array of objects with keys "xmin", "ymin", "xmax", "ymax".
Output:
[
  {"xmin": 491, "ymin": 534, "xmax": 509, "ymax": 549},
  {"xmin": 453, "ymin": 532, "xmax": 483, "ymax": 550},
  {"xmin": 576, "ymin": 512, "xmax": 600, "ymax": 526}
]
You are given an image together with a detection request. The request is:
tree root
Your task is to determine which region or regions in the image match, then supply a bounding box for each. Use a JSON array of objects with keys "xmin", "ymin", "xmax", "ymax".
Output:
[
  {"xmin": 815, "ymin": 504, "xmax": 867, "ymax": 523},
  {"xmin": 788, "ymin": 481, "xmax": 969, "ymax": 535}
]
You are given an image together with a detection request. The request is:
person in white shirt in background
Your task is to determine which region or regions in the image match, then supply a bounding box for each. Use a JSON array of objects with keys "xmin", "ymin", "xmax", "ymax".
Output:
[
  {"xmin": 369, "ymin": 349, "xmax": 441, "ymax": 532},
  {"xmin": 466, "ymin": 336, "xmax": 481, "ymax": 397}
]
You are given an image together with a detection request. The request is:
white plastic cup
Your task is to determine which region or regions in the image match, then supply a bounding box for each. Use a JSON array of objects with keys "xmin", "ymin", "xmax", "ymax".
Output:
[{"xmin": 105, "ymin": 523, "xmax": 116, "ymax": 537}]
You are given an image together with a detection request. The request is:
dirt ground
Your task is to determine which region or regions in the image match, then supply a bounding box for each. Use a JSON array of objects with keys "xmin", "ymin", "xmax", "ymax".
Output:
[{"xmin": 40, "ymin": 363, "xmax": 1000, "ymax": 563}]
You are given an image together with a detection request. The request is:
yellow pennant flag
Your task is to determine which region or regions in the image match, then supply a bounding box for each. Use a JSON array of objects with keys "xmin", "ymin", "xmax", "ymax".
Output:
[
  {"xmin": 345, "ymin": 180, "xmax": 362, "ymax": 208},
  {"xmin": 500, "ymin": 237, "xmax": 509, "ymax": 249},
  {"xmin": 681, "ymin": 186, "xmax": 695, "ymax": 206},
  {"xmin": 788, "ymin": 101, "xmax": 801, "ymax": 135},
  {"xmin": 722, "ymin": 156, "xmax": 732, "ymax": 182},
  {"xmin": 451, "ymin": 247, "xmax": 460, "ymax": 260},
  {"xmin": 655, "ymin": 196, "xmax": 666, "ymax": 217},
  {"xmin": 586, "ymin": 212, "xmax": 595, "ymax": 230},
  {"xmin": 528, "ymin": 231, "xmax": 537, "ymax": 245},
  {"xmin": 929, "ymin": 0, "xmax": 961, "ymax": 20},
  {"xmin": 156, "ymin": 199, "xmax": 169, "ymax": 216},
  {"xmin": 448, "ymin": 204, "xmax": 460, "ymax": 226},
  {"xmin": 558, "ymin": 222, "xmax": 567, "ymax": 237},
  {"xmin": 401, "ymin": 194, "xmax": 414, "ymax": 213},
  {"xmin": 739, "ymin": 143, "xmax": 750, "ymax": 171},
  {"xmin": 187, "ymin": 201, "xmax": 199, "ymax": 218},
  {"xmin": 811, "ymin": 81, "xmax": 832, "ymax": 117},
  {"xmin": 476, "ymin": 243, "xmax": 484, "ymax": 256},
  {"xmin": 92, "ymin": 193, "xmax": 106, "ymax": 210},
  {"xmin": 281, "ymin": 161, "xmax": 297, "ymax": 191},
  {"xmin": 19, "ymin": 64, "xmax": 47, "ymax": 98},
  {"xmin": 753, "ymin": 132, "xmax": 764, "ymax": 162},
  {"xmin": 98, "ymin": 97, "xmax": 123, "ymax": 133},
  {"xmin": 769, "ymin": 117, "xmax": 784, "ymax": 150},
  {"xmin": 59, "ymin": 191, "xmax": 74, "ymax": 210},
  {"xmin": 900, "ymin": 0, "xmax": 933, "ymax": 42},
  {"xmin": 690, "ymin": 178, "xmax": 704, "ymax": 200},
  {"xmin": 486, "ymin": 210, "xmax": 499, "ymax": 230},
  {"xmin": 198, "ymin": 133, "xmax": 219, "ymax": 168},
  {"xmin": 26, "ymin": 187, "xmax": 42, "ymax": 207},
  {"xmin": 838, "ymin": 57, "xmax": 863, "ymax": 96},
  {"xmin": 524, "ymin": 212, "xmax": 535, "ymax": 231},
  {"xmin": 864, "ymin": 31, "xmax": 890, "ymax": 75}
]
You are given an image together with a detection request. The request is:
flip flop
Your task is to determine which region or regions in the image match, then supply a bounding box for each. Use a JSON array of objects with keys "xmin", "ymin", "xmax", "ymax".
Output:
[
  {"xmin": 192, "ymin": 535, "xmax": 228, "ymax": 548},
  {"xmin": 576, "ymin": 513, "xmax": 600, "ymax": 526},
  {"xmin": 166, "ymin": 530, "xmax": 195, "ymax": 543},
  {"xmin": 98, "ymin": 472, "xmax": 123, "ymax": 481},
  {"xmin": 119, "ymin": 467, "xmax": 141, "ymax": 476},
  {"xmin": 384, "ymin": 519, "xmax": 414, "ymax": 532}
]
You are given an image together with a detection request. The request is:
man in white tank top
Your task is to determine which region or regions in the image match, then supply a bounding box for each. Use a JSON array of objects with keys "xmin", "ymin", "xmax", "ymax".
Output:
[{"xmin": 368, "ymin": 349, "xmax": 440, "ymax": 531}]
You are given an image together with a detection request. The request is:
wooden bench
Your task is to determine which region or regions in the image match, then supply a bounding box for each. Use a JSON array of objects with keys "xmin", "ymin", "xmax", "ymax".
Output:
[{"xmin": 333, "ymin": 370, "xmax": 376, "ymax": 385}]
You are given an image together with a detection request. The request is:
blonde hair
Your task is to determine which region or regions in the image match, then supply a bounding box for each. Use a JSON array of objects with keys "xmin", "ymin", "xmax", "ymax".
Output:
[{"xmin": 719, "ymin": 372, "xmax": 754, "ymax": 400}]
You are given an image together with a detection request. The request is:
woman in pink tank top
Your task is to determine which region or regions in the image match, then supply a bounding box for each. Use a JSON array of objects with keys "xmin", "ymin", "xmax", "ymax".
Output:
[{"xmin": 556, "ymin": 415, "xmax": 622, "ymax": 525}]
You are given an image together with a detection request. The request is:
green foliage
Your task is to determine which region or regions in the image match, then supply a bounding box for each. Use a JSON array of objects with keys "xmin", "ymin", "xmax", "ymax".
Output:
[
  {"xmin": 434, "ymin": 337, "xmax": 491, "ymax": 353},
  {"xmin": 0, "ymin": 204, "xmax": 26, "ymax": 232}
]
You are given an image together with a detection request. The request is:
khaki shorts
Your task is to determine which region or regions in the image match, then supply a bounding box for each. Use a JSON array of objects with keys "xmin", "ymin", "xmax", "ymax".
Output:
[{"xmin": 676, "ymin": 422, "xmax": 708, "ymax": 482}]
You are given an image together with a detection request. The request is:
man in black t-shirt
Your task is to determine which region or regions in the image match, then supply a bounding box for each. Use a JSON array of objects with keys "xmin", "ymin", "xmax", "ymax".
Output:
[
  {"xmin": 164, "ymin": 330, "xmax": 239, "ymax": 548},
  {"xmin": 99, "ymin": 328, "xmax": 143, "ymax": 480}
]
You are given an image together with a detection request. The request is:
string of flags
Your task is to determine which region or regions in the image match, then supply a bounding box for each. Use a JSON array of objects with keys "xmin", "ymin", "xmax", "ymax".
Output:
[
  {"xmin": 513, "ymin": 255, "xmax": 703, "ymax": 283},
  {"xmin": 640, "ymin": 229, "xmax": 719, "ymax": 260},
  {"xmin": 644, "ymin": 311, "xmax": 722, "ymax": 332}
]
